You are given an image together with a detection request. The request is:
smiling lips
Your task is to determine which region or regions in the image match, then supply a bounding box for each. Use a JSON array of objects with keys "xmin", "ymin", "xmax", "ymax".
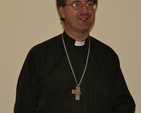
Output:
[
  {"xmin": 81, "ymin": 17, "xmax": 88, "ymax": 20},
  {"xmin": 79, "ymin": 17, "xmax": 89, "ymax": 21},
  {"xmin": 78, "ymin": 14, "xmax": 90, "ymax": 21}
]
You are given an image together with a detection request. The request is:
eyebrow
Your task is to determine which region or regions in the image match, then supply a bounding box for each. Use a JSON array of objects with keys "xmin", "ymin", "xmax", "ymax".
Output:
[
  {"xmin": 73, "ymin": 0, "xmax": 80, "ymax": 1},
  {"xmin": 85, "ymin": 0, "xmax": 93, "ymax": 1},
  {"xmin": 73, "ymin": 0, "xmax": 93, "ymax": 2}
]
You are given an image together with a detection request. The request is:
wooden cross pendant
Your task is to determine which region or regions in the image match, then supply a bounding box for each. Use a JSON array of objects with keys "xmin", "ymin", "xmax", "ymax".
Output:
[{"xmin": 72, "ymin": 86, "xmax": 81, "ymax": 100}]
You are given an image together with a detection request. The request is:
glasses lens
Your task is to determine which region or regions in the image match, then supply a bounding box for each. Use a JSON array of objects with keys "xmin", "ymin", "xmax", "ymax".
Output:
[
  {"xmin": 70, "ymin": 2, "xmax": 96, "ymax": 10},
  {"xmin": 86, "ymin": 2, "xmax": 94, "ymax": 9},
  {"xmin": 72, "ymin": 2, "xmax": 82, "ymax": 10}
]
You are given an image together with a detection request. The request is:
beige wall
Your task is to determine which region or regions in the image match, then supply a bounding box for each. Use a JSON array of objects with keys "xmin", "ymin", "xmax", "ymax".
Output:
[{"xmin": 0, "ymin": 0, "xmax": 140, "ymax": 113}]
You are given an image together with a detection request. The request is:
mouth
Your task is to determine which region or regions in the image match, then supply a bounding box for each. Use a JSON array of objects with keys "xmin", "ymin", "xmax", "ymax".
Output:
[{"xmin": 79, "ymin": 17, "xmax": 89, "ymax": 21}]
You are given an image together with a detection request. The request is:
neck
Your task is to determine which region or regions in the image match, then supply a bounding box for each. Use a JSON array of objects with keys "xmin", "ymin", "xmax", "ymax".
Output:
[{"xmin": 64, "ymin": 30, "xmax": 89, "ymax": 41}]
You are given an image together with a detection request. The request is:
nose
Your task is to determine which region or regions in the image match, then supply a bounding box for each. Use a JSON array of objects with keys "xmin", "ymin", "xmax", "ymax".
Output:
[{"xmin": 81, "ymin": 5, "xmax": 88, "ymax": 13}]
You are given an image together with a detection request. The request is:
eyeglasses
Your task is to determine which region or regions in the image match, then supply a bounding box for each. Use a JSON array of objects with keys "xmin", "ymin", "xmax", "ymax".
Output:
[{"xmin": 64, "ymin": 1, "xmax": 97, "ymax": 10}]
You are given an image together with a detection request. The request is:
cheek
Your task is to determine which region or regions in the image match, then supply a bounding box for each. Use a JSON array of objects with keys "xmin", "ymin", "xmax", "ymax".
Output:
[
  {"xmin": 65, "ymin": 12, "xmax": 76, "ymax": 22},
  {"xmin": 90, "ymin": 12, "xmax": 95, "ymax": 21},
  {"xmin": 91, "ymin": 15, "xmax": 95, "ymax": 21}
]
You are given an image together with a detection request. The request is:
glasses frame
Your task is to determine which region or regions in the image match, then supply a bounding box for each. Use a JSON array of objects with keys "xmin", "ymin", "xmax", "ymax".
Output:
[{"xmin": 64, "ymin": 1, "xmax": 97, "ymax": 10}]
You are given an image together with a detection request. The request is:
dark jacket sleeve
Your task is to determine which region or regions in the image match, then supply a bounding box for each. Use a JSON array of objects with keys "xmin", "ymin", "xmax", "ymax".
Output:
[
  {"xmin": 14, "ymin": 48, "xmax": 38, "ymax": 113},
  {"xmin": 111, "ymin": 55, "xmax": 136, "ymax": 113}
]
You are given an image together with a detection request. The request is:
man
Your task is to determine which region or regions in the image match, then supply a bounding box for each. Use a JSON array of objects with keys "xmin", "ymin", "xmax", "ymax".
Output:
[{"xmin": 14, "ymin": 0, "xmax": 135, "ymax": 113}]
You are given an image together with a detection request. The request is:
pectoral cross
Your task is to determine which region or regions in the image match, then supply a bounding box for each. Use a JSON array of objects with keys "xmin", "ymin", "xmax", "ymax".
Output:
[{"xmin": 72, "ymin": 86, "xmax": 81, "ymax": 100}]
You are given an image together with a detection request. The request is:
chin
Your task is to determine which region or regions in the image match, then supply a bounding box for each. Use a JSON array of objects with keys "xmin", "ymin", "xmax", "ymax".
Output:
[{"xmin": 79, "ymin": 26, "xmax": 90, "ymax": 31}]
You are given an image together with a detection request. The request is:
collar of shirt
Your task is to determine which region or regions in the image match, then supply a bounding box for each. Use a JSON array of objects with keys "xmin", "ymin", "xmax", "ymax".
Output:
[{"xmin": 63, "ymin": 31, "xmax": 89, "ymax": 47}]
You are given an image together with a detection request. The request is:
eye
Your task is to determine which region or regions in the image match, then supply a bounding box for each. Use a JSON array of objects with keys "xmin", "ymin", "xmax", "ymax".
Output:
[
  {"xmin": 73, "ymin": 2, "xmax": 81, "ymax": 7},
  {"xmin": 86, "ymin": 2, "xmax": 94, "ymax": 7}
]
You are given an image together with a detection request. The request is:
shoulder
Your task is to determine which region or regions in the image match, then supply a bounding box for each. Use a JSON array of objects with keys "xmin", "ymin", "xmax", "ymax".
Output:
[
  {"xmin": 32, "ymin": 34, "xmax": 62, "ymax": 50},
  {"xmin": 28, "ymin": 34, "xmax": 62, "ymax": 55},
  {"xmin": 90, "ymin": 36, "xmax": 117, "ymax": 55},
  {"xmin": 90, "ymin": 36, "xmax": 119, "ymax": 62}
]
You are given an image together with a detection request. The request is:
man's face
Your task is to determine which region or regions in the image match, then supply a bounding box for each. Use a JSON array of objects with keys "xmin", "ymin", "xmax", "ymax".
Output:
[{"xmin": 59, "ymin": 0, "xmax": 96, "ymax": 33}]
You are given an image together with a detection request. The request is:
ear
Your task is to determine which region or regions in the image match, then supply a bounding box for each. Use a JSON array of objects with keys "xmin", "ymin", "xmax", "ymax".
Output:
[{"xmin": 58, "ymin": 6, "xmax": 65, "ymax": 19}]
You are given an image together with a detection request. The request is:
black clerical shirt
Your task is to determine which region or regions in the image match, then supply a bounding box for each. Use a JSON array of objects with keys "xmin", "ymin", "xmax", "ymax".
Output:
[{"xmin": 14, "ymin": 32, "xmax": 135, "ymax": 113}]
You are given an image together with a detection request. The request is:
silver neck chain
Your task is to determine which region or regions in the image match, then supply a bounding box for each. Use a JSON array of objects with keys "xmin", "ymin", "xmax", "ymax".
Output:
[{"xmin": 62, "ymin": 34, "xmax": 90, "ymax": 86}]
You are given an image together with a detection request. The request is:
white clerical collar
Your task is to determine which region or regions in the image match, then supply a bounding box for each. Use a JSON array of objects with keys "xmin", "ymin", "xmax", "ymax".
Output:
[{"xmin": 74, "ymin": 40, "xmax": 85, "ymax": 46}]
